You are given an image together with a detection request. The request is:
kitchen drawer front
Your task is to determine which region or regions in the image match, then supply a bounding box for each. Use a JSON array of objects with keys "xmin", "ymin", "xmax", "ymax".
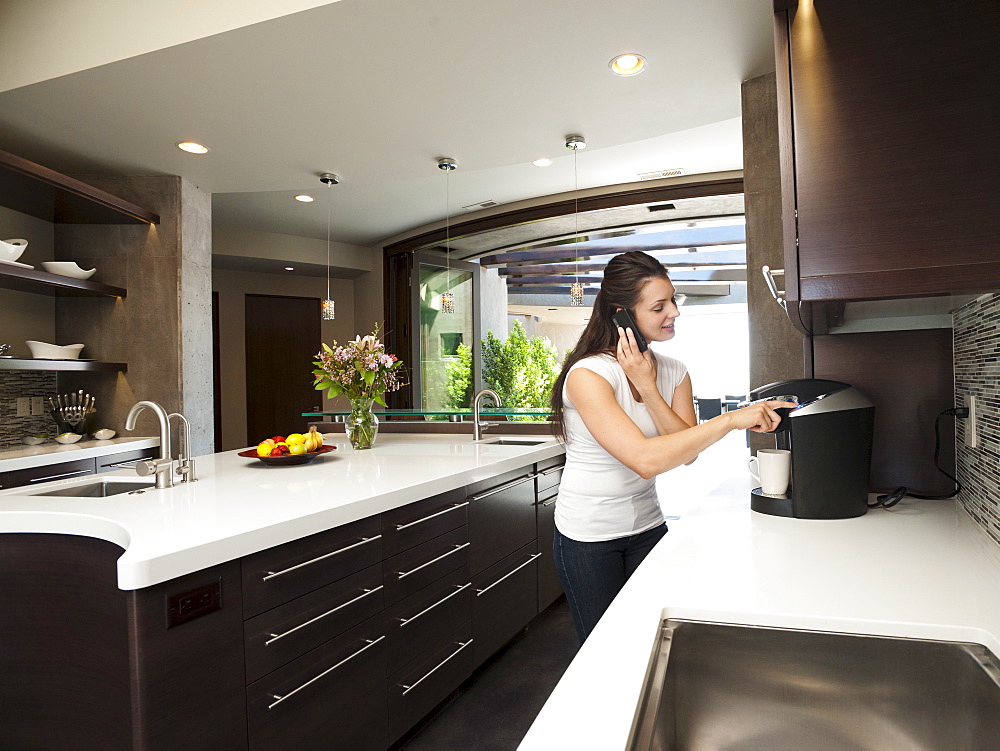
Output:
[
  {"xmin": 5, "ymin": 457, "xmax": 96, "ymax": 489},
  {"xmin": 247, "ymin": 615, "xmax": 387, "ymax": 751},
  {"xmin": 535, "ymin": 492, "xmax": 563, "ymax": 612},
  {"xmin": 467, "ymin": 469, "xmax": 536, "ymax": 576},
  {"xmin": 244, "ymin": 562, "xmax": 384, "ymax": 684},
  {"xmin": 382, "ymin": 525, "xmax": 470, "ymax": 606},
  {"xmin": 472, "ymin": 540, "xmax": 540, "ymax": 667},
  {"xmin": 381, "ymin": 486, "xmax": 468, "ymax": 558},
  {"xmin": 385, "ymin": 565, "xmax": 472, "ymax": 676},
  {"xmin": 534, "ymin": 458, "xmax": 564, "ymax": 495},
  {"xmin": 96, "ymin": 447, "xmax": 159, "ymax": 472},
  {"xmin": 387, "ymin": 620, "xmax": 474, "ymax": 745},
  {"xmin": 242, "ymin": 515, "xmax": 382, "ymax": 618}
]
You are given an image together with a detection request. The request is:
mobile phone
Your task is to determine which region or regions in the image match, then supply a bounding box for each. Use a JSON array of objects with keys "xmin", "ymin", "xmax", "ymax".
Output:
[{"xmin": 612, "ymin": 309, "xmax": 648, "ymax": 352}]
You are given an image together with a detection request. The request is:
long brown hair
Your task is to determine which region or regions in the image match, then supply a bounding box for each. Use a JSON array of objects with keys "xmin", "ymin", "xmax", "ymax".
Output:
[{"xmin": 549, "ymin": 251, "xmax": 671, "ymax": 441}]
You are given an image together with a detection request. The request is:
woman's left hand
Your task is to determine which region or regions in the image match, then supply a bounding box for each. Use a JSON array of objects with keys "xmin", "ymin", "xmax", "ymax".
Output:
[{"xmin": 616, "ymin": 326, "xmax": 657, "ymax": 396}]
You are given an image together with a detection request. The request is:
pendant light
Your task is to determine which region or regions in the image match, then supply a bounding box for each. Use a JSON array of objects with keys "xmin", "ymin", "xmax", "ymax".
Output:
[
  {"xmin": 437, "ymin": 158, "xmax": 457, "ymax": 314},
  {"xmin": 566, "ymin": 135, "xmax": 586, "ymax": 306},
  {"xmin": 319, "ymin": 173, "xmax": 339, "ymax": 320}
]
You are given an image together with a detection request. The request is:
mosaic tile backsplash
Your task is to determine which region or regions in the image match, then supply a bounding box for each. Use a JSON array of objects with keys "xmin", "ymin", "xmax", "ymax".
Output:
[
  {"xmin": 0, "ymin": 372, "xmax": 59, "ymax": 447},
  {"xmin": 954, "ymin": 293, "xmax": 1000, "ymax": 546}
]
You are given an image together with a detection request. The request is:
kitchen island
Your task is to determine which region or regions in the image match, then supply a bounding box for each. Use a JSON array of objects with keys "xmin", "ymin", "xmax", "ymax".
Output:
[
  {"xmin": 520, "ymin": 472, "xmax": 1000, "ymax": 750},
  {"xmin": 0, "ymin": 433, "xmax": 565, "ymax": 751}
]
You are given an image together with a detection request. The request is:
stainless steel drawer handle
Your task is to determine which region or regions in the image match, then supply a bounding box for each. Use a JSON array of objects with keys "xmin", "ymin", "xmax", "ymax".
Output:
[
  {"xmin": 106, "ymin": 460, "xmax": 143, "ymax": 469},
  {"xmin": 265, "ymin": 585, "xmax": 384, "ymax": 645},
  {"xmin": 28, "ymin": 468, "xmax": 92, "ymax": 483},
  {"xmin": 539, "ymin": 466, "xmax": 563, "ymax": 476},
  {"xmin": 267, "ymin": 635, "xmax": 385, "ymax": 709},
  {"xmin": 400, "ymin": 639, "xmax": 474, "ymax": 696},
  {"xmin": 395, "ymin": 502, "xmax": 469, "ymax": 531},
  {"xmin": 540, "ymin": 497, "xmax": 558, "ymax": 507},
  {"xmin": 762, "ymin": 265, "xmax": 787, "ymax": 311},
  {"xmin": 263, "ymin": 535, "xmax": 382, "ymax": 581},
  {"xmin": 468, "ymin": 474, "xmax": 534, "ymax": 502},
  {"xmin": 398, "ymin": 582, "xmax": 471, "ymax": 627},
  {"xmin": 475, "ymin": 553, "xmax": 542, "ymax": 597},
  {"xmin": 397, "ymin": 542, "xmax": 470, "ymax": 580}
]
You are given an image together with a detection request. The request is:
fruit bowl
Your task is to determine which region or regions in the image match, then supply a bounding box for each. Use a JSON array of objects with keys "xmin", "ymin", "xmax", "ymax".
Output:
[
  {"xmin": 54, "ymin": 433, "xmax": 83, "ymax": 444},
  {"xmin": 237, "ymin": 444, "xmax": 337, "ymax": 466}
]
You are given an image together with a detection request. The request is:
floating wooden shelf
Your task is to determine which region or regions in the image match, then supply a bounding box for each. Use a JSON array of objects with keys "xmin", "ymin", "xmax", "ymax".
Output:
[
  {"xmin": 0, "ymin": 359, "xmax": 127, "ymax": 373},
  {"xmin": 0, "ymin": 148, "xmax": 159, "ymax": 225},
  {"xmin": 0, "ymin": 264, "xmax": 127, "ymax": 298}
]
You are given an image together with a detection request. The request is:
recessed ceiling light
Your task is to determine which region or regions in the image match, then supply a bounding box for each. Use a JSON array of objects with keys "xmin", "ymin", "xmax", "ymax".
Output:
[
  {"xmin": 533, "ymin": 158, "xmax": 553, "ymax": 167},
  {"xmin": 294, "ymin": 194, "xmax": 314, "ymax": 202},
  {"xmin": 609, "ymin": 53, "xmax": 647, "ymax": 76},
  {"xmin": 284, "ymin": 266, "xmax": 294, "ymax": 271},
  {"xmin": 176, "ymin": 141, "xmax": 209, "ymax": 154}
]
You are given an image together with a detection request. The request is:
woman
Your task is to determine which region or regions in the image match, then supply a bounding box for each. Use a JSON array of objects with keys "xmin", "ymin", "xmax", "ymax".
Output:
[{"xmin": 550, "ymin": 251, "xmax": 792, "ymax": 643}]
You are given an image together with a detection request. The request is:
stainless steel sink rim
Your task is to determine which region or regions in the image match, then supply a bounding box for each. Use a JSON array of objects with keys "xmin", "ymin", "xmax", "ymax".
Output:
[{"xmin": 32, "ymin": 480, "xmax": 156, "ymax": 498}]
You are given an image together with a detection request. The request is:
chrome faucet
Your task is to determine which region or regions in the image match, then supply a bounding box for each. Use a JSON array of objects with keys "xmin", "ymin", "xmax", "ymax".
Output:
[
  {"xmin": 168, "ymin": 412, "xmax": 197, "ymax": 483},
  {"xmin": 473, "ymin": 389, "xmax": 502, "ymax": 441},
  {"xmin": 125, "ymin": 400, "xmax": 174, "ymax": 489}
]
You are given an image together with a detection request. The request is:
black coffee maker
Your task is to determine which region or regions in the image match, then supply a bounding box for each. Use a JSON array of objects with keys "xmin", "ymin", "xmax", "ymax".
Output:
[{"xmin": 749, "ymin": 379, "xmax": 874, "ymax": 519}]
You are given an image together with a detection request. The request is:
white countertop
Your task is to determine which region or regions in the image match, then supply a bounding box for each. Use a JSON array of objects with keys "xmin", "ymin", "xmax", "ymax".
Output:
[
  {"xmin": 0, "ymin": 433, "xmax": 563, "ymax": 590},
  {"xmin": 0, "ymin": 436, "xmax": 160, "ymax": 472},
  {"xmin": 520, "ymin": 471, "xmax": 1000, "ymax": 750}
]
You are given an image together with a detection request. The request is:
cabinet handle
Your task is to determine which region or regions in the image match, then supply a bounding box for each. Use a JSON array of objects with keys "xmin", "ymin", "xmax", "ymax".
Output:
[
  {"xmin": 468, "ymin": 474, "xmax": 534, "ymax": 502},
  {"xmin": 475, "ymin": 553, "xmax": 542, "ymax": 597},
  {"xmin": 398, "ymin": 582, "xmax": 471, "ymax": 627},
  {"xmin": 539, "ymin": 466, "xmax": 563, "ymax": 476},
  {"xmin": 28, "ymin": 468, "xmax": 92, "ymax": 483},
  {"xmin": 397, "ymin": 542, "xmax": 470, "ymax": 579},
  {"xmin": 395, "ymin": 502, "xmax": 469, "ymax": 531},
  {"xmin": 761, "ymin": 266, "xmax": 787, "ymax": 311},
  {"xmin": 105, "ymin": 460, "xmax": 148, "ymax": 469},
  {"xmin": 400, "ymin": 639, "xmax": 474, "ymax": 696},
  {"xmin": 262, "ymin": 535, "xmax": 381, "ymax": 581},
  {"xmin": 267, "ymin": 635, "xmax": 385, "ymax": 709},
  {"xmin": 540, "ymin": 497, "xmax": 558, "ymax": 507},
  {"xmin": 265, "ymin": 585, "xmax": 384, "ymax": 645}
]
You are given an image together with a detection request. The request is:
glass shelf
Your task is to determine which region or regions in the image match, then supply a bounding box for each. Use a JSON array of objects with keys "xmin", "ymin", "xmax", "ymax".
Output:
[{"xmin": 303, "ymin": 407, "xmax": 551, "ymax": 419}]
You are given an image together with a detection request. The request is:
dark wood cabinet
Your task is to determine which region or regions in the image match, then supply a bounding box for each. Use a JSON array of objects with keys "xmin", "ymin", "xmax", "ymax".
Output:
[
  {"xmin": 4, "ymin": 456, "xmax": 96, "ymax": 488},
  {"xmin": 472, "ymin": 541, "xmax": 540, "ymax": 666},
  {"xmin": 467, "ymin": 468, "xmax": 537, "ymax": 576},
  {"xmin": 535, "ymin": 458, "xmax": 564, "ymax": 613},
  {"xmin": 774, "ymin": 0, "xmax": 1000, "ymax": 315}
]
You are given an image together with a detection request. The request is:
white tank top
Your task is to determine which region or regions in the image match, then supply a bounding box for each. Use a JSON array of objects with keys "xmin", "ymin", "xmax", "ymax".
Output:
[{"xmin": 555, "ymin": 352, "xmax": 689, "ymax": 542}]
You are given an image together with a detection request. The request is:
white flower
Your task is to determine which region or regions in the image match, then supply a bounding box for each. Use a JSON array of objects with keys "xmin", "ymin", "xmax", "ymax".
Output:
[{"xmin": 351, "ymin": 334, "xmax": 380, "ymax": 352}]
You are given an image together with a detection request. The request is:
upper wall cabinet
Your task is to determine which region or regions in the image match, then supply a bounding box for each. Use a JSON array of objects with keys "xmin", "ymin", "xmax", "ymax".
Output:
[{"xmin": 773, "ymin": 0, "xmax": 1000, "ymax": 316}]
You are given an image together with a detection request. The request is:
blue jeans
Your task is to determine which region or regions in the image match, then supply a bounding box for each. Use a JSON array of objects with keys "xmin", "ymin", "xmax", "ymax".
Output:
[{"xmin": 553, "ymin": 523, "xmax": 668, "ymax": 644}]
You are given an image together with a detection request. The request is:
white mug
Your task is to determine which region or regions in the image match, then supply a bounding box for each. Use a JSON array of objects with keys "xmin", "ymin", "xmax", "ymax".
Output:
[{"xmin": 748, "ymin": 449, "xmax": 791, "ymax": 496}]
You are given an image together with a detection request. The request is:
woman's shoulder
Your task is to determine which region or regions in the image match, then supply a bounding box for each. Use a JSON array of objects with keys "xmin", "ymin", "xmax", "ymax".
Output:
[{"xmin": 568, "ymin": 352, "xmax": 619, "ymax": 376}]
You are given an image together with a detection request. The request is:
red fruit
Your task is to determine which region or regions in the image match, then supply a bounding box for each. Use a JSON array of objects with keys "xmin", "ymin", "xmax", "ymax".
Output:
[{"xmin": 271, "ymin": 435, "xmax": 286, "ymax": 443}]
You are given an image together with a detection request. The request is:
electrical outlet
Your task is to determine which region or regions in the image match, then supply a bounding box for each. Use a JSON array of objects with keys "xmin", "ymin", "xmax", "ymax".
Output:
[
  {"xmin": 966, "ymin": 395, "xmax": 978, "ymax": 448},
  {"xmin": 30, "ymin": 397, "xmax": 44, "ymax": 415},
  {"xmin": 15, "ymin": 397, "xmax": 30, "ymax": 417}
]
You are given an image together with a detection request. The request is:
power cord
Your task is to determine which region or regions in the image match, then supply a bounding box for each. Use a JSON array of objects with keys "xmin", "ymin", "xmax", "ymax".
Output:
[{"xmin": 869, "ymin": 407, "xmax": 968, "ymax": 509}]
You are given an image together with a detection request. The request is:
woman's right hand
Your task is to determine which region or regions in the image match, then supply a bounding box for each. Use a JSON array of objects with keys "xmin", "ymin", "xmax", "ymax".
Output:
[{"xmin": 725, "ymin": 401, "xmax": 797, "ymax": 433}]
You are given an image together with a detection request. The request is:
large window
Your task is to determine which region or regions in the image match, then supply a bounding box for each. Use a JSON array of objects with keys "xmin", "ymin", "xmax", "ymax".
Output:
[{"xmin": 416, "ymin": 259, "xmax": 475, "ymax": 409}]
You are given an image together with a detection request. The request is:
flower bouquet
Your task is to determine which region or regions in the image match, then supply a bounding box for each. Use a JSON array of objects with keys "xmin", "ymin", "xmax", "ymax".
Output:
[{"xmin": 312, "ymin": 325, "xmax": 405, "ymax": 449}]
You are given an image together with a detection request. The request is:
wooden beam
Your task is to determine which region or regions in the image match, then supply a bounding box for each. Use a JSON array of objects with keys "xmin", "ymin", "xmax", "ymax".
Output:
[
  {"xmin": 498, "ymin": 261, "xmax": 746, "ymax": 276},
  {"xmin": 480, "ymin": 239, "xmax": 746, "ymax": 266}
]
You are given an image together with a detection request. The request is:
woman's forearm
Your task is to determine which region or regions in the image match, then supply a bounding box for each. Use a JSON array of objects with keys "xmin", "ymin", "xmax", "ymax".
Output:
[{"xmin": 631, "ymin": 413, "xmax": 734, "ymax": 478}]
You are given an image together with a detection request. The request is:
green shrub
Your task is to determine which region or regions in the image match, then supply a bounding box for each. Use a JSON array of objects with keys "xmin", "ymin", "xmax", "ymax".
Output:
[{"xmin": 482, "ymin": 320, "xmax": 558, "ymax": 413}]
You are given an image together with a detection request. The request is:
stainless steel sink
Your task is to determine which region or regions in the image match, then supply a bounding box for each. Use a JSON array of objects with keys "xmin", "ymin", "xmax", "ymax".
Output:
[
  {"xmin": 629, "ymin": 619, "xmax": 1000, "ymax": 750},
  {"xmin": 480, "ymin": 438, "xmax": 548, "ymax": 446},
  {"xmin": 33, "ymin": 480, "xmax": 155, "ymax": 497}
]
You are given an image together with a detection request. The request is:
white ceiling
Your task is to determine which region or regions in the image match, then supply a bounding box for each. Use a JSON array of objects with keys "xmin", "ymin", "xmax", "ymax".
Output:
[{"xmin": 0, "ymin": 0, "xmax": 774, "ymax": 247}]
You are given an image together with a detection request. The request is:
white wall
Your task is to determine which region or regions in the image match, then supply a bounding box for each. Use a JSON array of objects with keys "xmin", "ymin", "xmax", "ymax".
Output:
[{"xmin": 651, "ymin": 307, "xmax": 750, "ymax": 399}]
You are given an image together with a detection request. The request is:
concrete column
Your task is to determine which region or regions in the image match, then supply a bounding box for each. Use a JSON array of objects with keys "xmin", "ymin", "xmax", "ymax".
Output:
[
  {"xmin": 55, "ymin": 175, "xmax": 214, "ymax": 456},
  {"xmin": 742, "ymin": 72, "xmax": 806, "ymax": 450}
]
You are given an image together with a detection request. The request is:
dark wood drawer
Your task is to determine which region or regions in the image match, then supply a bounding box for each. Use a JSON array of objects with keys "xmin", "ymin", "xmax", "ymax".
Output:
[
  {"xmin": 387, "ymin": 620, "xmax": 474, "ymax": 745},
  {"xmin": 244, "ymin": 563, "xmax": 384, "ymax": 684},
  {"xmin": 96, "ymin": 447, "xmax": 159, "ymax": 472},
  {"xmin": 247, "ymin": 615, "xmax": 387, "ymax": 751},
  {"xmin": 535, "ymin": 493, "xmax": 563, "ymax": 613},
  {"xmin": 242, "ymin": 515, "xmax": 382, "ymax": 618},
  {"xmin": 385, "ymin": 565, "xmax": 472, "ymax": 676},
  {"xmin": 535, "ymin": 458, "xmax": 564, "ymax": 495},
  {"xmin": 472, "ymin": 540, "xmax": 540, "ymax": 667},
  {"xmin": 382, "ymin": 525, "xmax": 469, "ymax": 606},
  {"xmin": 5, "ymin": 457, "xmax": 96, "ymax": 488},
  {"xmin": 381, "ymin": 487, "xmax": 468, "ymax": 558},
  {"xmin": 467, "ymin": 468, "xmax": 536, "ymax": 576}
]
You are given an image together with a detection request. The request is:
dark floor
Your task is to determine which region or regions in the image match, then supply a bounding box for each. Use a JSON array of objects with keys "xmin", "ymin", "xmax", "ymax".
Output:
[{"xmin": 398, "ymin": 598, "xmax": 578, "ymax": 751}]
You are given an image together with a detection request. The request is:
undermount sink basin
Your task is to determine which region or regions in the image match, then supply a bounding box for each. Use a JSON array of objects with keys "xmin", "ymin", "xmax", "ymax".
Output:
[
  {"xmin": 33, "ymin": 480, "xmax": 154, "ymax": 498},
  {"xmin": 480, "ymin": 438, "xmax": 548, "ymax": 446},
  {"xmin": 629, "ymin": 619, "xmax": 1000, "ymax": 751}
]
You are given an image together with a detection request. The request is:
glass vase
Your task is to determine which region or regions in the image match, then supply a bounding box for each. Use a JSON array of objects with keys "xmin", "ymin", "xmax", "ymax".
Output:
[{"xmin": 346, "ymin": 398, "xmax": 379, "ymax": 450}]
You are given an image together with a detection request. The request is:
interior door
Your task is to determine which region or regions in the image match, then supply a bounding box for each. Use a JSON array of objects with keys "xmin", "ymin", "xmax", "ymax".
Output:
[{"xmin": 245, "ymin": 294, "xmax": 320, "ymax": 444}]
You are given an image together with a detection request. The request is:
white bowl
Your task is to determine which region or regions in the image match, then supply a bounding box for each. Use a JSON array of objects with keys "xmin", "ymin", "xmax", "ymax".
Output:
[
  {"xmin": 22, "ymin": 435, "xmax": 46, "ymax": 445},
  {"xmin": 54, "ymin": 433, "xmax": 83, "ymax": 444},
  {"xmin": 41, "ymin": 261, "xmax": 97, "ymax": 280},
  {"xmin": 25, "ymin": 341, "xmax": 85, "ymax": 359},
  {"xmin": 93, "ymin": 429, "xmax": 116, "ymax": 440},
  {"xmin": 0, "ymin": 238, "xmax": 28, "ymax": 263}
]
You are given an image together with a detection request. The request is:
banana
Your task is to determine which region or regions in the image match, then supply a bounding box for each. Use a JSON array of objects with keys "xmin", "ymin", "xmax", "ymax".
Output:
[{"xmin": 306, "ymin": 425, "xmax": 322, "ymax": 452}]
